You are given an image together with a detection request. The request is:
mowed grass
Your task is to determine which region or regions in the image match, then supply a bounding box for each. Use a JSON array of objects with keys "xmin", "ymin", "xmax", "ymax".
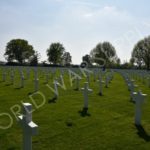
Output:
[{"xmin": 0, "ymin": 67, "xmax": 150, "ymax": 150}]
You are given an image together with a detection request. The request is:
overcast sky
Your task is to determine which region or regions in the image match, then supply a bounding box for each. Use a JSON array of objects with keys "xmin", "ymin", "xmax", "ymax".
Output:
[{"xmin": 0, "ymin": 0, "xmax": 150, "ymax": 64}]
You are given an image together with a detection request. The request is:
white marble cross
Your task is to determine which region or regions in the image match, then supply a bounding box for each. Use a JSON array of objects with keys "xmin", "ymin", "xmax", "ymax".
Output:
[
  {"xmin": 97, "ymin": 75, "xmax": 104, "ymax": 96},
  {"xmin": 128, "ymin": 80, "xmax": 138, "ymax": 100},
  {"xmin": 58, "ymin": 75, "xmax": 64, "ymax": 83},
  {"xmin": 19, "ymin": 68, "xmax": 24, "ymax": 77},
  {"xmin": 81, "ymin": 82, "xmax": 93, "ymax": 109},
  {"xmin": 21, "ymin": 74, "xmax": 25, "ymax": 88},
  {"xmin": 53, "ymin": 80, "xmax": 59, "ymax": 98},
  {"xmin": 75, "ymin": 77, "xmax": 81, "ymax": 90},
  {"xmin": 60, "ymin": 69, "xmax": 64, "ymax": 76},
  {"xmin": 86, "ymin": 73, "xmax": 90, "ymax": 86},
  {"xmin": 18, "ymin": 103, "xmax": 38, "ymax": 150},
  {"xmin": 133, "ymin": 91, "xmax": 147, "ymax": 126},
  {"xmin": 10, "ymin": 69, "xmax": 15, "ymax": 84},
  {"xmin": 34, "ymin": 68, "xmax": 39, "ymax": 92},
  {"xmin": 52, "ymin": 69, "xmax": 56, "ymax": 78}
]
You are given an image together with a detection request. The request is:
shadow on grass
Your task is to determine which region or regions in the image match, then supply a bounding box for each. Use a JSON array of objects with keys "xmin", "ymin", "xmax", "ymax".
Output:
[
  {"xmin": 5, "ymin": 83, "xmax": 13, "ymax": 86},
  {"xmin": 74, "ymin": 88, "xmax": 79, "ymax": 91},
  {"xmin": 135, "ymin": 125, "xmax": 150, "ymax": 142},
  {"xmin": 48, "ymin": 97, "xmax": 57, "ymax": 103},
  {"xmin": 78, "ymin": 108, "xmax": 91, "ymax": 117},
  {"xmin": 65, "ymin": 120, "xmax": 73, "ymax": 127},
  {"xmin": 43, "ymin": 82, "xmax": 48, "ymax": 84},
  {"xmin": 28, "ymin": 92, "xmax": 35, "ymax": 95},
  {"xmin": 97, "ymin": 92, "xmax": 104, "ymax": 96},
  {"xmin": 130, "ymin": 98, "xmax": 135, "ymax": 104},
  {"xmin": 14, "ymin": 87, "xmax": 23, "ymax": 90}
]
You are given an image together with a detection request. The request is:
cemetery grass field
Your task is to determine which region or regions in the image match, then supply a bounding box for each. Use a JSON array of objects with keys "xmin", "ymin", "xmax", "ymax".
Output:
[{"xmin": 0, "ymin": 68, "xmax": 150, "ymax": 150}]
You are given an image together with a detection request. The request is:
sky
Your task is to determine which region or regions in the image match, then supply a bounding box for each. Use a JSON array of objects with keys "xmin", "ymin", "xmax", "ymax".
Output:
[{"xmin": 0, "ymin": 0, "xmax": 150, "ymax": 64}]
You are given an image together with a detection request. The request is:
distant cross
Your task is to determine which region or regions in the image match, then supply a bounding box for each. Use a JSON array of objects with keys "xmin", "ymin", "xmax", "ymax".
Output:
[
  {"xmin": 34, "ymin": 68, "xmax": 39, "ymax": 92},
  {"xmin": 10, "ymin": 69, "xmax": 15, "ymax": 84},
  {"xmin": 81, "ymin": 82, "xmax": 92, "ymax": 109},
  {"xmin": 97, "ymin": 75, "xmax": 104, "ymax": 96},
  {"xmin": 19, "ymin": 68, "xmax": 24, "ymax": 77},
  {"xmin": 21, "ymin": 74, "xmax": 25, "ymax": 88},
  {"xmin": 86, "ymin": 73, "xmax": 90, "ymax": 86},
  {"xmin": 133, "ymin": 91, "xmax": 147, "ymax": 126},
  {"xmin": 53, "ymin": 80, "xmax": 59, "ymax": 98},
  {"xmin": 18, "ymin": 103, "xmax": 38, "ymax": 150},
  {"xmin": 128, "ymin": 80, "xmax": 138, "ymax": 100},
  {"xmin": 52, "ymin": 69, "xmax": 56, "ymax": 78},
  {"xmin": 75, "ymin": 77, "xmax": 81, "ymax": 90}
]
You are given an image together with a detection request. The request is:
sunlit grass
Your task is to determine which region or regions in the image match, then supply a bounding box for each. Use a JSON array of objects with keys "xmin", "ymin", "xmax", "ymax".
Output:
[{"xmin": 0, "ymin": 67, "xmax": 150, "ymax": 150}]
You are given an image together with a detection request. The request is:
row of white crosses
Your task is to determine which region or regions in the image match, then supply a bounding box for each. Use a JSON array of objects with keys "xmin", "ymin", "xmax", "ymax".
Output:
[
  {"xmin": 119, "ymin": 70, "xmax": 147, "ymax": 126},
  {"xmin": 80, "ymin": 70, "xmax": 114, "ymax": 110},
  {"xmin": 125, "ymin": 70, "xmax": 150, "ymax": 88},
  {"xmin": 122, "ymin": 72, "xmax": 138, "ymax": 101},
  {"xmin": 2, "ymin": 68, "xmax": 111, "ymax": 150},
  {"xmin": 81, "ymin": 73, "xmax": 111, "ymax": 111},
  {"xmin": 2, "ymin": 67, "xmax": 26, "ymax": 87}
]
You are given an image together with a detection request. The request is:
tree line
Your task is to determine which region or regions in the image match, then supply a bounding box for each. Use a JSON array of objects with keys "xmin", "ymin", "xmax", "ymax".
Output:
[
  {"xmin": 3, "ymin": 37, "xmax": 150, "ymax": 69},
  {"xmin": 4, "ymin": 39, "xmax": 72, "ymax": 66}
]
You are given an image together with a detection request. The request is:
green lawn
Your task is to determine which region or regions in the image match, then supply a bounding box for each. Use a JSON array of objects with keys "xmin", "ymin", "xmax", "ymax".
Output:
[{"xmin": 0, "ymin": 67, "xmax": 150, "ymax": 150}]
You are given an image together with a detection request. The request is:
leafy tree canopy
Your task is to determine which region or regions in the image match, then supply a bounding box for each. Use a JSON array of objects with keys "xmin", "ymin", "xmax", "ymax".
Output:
[
  {"xmin": 4, "ymin": 39, "xmax": 35, "ymax": 64},
  {"xmin": 90, "ymin": 41, "xmax": 118, "ymax": 67},
  {"xmin": 132, "ymin": 36, "xmax": 150, "ymax": 70},
  {"xmin": 47, "ymin": 42, "xmax": 65, "ymax": 65}
]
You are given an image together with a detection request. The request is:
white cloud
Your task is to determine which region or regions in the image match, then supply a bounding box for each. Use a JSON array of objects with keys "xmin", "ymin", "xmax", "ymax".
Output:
[{"xmin": 0, "ymin": 0, "xmax": 150, "ymax": 64}]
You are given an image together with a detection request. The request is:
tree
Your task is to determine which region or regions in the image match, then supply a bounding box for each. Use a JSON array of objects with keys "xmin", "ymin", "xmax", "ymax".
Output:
[
  {"xmin": 130, "ymin": 58, "xmax": 135, "ymax": 67},
  {"xmin": 90, "ymin": 41, "xmax": 118, "ymax": 67},
  {"xmin": 131, "ymin": 36, "xmax": 150, "ymax": 70},
  {"xmin": 47, "ymin": 42, "xmax": 65, "ymax": 65},
  {"xmin": 82, "ymin": 54, "xmax": 91, "ymax": 67},
  {"xmin": 4, "ymin": 39, "xmax": 35, "ymax": 64},
  {"xmin": 29, "ymin": 51, "xmax": 41, "ymax": 66},
  {"xmin": 62, "ymin": 52, "xmax": 72, "ymax": 66},
  {"xmin": 117, "ymin": 58, "xmax": 121, "ymax": 65}
]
